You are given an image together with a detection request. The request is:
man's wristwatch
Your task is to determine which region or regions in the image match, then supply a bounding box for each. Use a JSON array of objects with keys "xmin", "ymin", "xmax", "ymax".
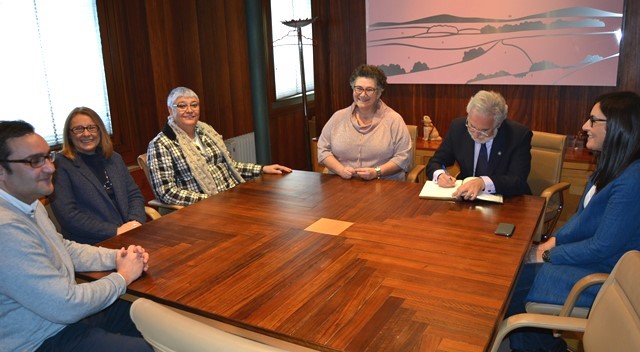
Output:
[
  {"xmin": 375, "ymin": 167, "xmax": 382, "ymax": 179},
  {"xmin": 542, "ymin": 250, "xmax": 551, "ymax": 263}
]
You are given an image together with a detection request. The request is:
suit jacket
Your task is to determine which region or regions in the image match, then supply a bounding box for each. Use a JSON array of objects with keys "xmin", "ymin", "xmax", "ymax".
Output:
[
  {"xmin": 426, "ymin": 117, "xmax": 532, "ymax": 196},
  {"xmin": 526, "ymin": 160, "xmax": 640, "ymax": 307},
  {"xmin": 51, "ymin": 151, "xmax": 146, "ymax": 244}
]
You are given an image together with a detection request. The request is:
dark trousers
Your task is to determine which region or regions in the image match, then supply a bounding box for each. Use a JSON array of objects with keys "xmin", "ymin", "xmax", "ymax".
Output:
[
  {"xmin": 506, "ymin": 263, "xmax": 567, "ymax": 352},
  {"xmin": 36, "ymin": 299, "xmax": 152, "ymax": 352}
]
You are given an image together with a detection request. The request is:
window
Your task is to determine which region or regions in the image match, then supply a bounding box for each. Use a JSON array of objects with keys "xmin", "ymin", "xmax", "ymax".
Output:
[
  {"xmin": 270, "ymin": 0, "xmax": 314, "ymax": 100},
  {"xmin": 0, "ymin": 0, "xmax": 111, "ymax": 146}
]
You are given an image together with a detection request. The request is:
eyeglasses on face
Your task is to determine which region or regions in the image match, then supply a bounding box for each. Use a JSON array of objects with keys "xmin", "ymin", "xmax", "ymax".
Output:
[
  {"xmin": 465, "ymin": 118, "xmax": 494, "ymax": 138},
  {"xmin": 70, "ymin": 125, "xmax": 99, "ymax": 135},
  {"xmin": 587, "ymin": 116, "xmax": 607, "ymax": 127},
  {"xmin": 0, "ymin": 151, "xmax": 57, "ymax": 168},
  {"xmin": 352, "ymin": 86, "xmax": 378, "ymax": 95},
  {"xmin": 173, "ymin": 102, "xmax": 200, "ymax": 111}
]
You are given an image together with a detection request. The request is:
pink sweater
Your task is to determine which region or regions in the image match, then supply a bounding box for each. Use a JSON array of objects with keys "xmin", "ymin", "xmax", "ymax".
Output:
[{"xmin": 317, "ymin": 101, "xmax": 411, "ymax": 181}]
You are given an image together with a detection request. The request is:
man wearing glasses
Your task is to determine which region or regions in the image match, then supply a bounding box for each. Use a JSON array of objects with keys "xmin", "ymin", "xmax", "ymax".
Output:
[
  {"xmin": 426, "ymin": 90, "xmax": 532, "ymax": 199},
  {"xmin": 0, "ymin": 121, "xmax": 152, "ymax": 351}
]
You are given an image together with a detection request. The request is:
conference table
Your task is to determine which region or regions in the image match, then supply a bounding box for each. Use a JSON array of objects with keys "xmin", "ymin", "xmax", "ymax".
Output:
[{"xmin": 79, "ymin": 170, "xmax": 544, "ymax": 351}]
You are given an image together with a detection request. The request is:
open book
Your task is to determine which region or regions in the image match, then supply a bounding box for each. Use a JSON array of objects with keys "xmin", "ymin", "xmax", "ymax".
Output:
[{"xmin": 419, "ymin": 178, "xmax": 504, "ymax": 204}]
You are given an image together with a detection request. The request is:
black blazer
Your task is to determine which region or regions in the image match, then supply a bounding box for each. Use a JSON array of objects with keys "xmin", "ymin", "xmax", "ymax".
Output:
[{"xmin": 426, "ymin": 117, "xmax": 532, "ymax": 197}]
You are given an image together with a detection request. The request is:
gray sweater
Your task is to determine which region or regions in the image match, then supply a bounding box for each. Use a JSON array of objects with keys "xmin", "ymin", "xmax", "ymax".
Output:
[{"xmin": 0, "ymin": 197, "xmax": 127, "ymax": 351}]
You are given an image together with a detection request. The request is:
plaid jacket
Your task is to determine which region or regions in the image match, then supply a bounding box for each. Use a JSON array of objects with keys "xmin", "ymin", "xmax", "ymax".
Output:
[{"xmin": 147, "ymin": 123, "xmax": 262, "ymax": 206}]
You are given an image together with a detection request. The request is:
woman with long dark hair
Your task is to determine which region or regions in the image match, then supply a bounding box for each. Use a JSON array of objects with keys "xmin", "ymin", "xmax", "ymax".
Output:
[{"xmin": 507, "ymin": 91, "xmax": 640, "ymax": 351}]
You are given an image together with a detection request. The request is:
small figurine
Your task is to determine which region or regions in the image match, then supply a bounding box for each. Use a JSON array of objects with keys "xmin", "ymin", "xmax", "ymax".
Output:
[{"xmin": 422, "ymin": 115, "xmax": 442, "ymax": 141}]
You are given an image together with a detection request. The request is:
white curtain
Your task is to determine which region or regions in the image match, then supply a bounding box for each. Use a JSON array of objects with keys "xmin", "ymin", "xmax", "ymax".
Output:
[{"xmin": 0, "ymin": 0, "xmax": 111, "ymax": 145}]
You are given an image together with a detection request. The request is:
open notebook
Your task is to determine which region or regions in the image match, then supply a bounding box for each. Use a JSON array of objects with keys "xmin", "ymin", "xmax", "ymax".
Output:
[{"xmin": 419, "ymin": 178, "xmax": 504, "ymax": 204}]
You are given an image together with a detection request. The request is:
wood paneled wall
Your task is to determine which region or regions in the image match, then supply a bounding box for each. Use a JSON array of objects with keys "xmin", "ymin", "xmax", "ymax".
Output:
[
  {"xmin": 312, "ymin": 0, "xmax": 640, "ymax": 140},
  {"xmin": 97, "ymin": 0, "xmax": 258, "ymax": 163},
  {"xmin": 96, "ymin": 0, "xmax": 639, "ymax": 172}
]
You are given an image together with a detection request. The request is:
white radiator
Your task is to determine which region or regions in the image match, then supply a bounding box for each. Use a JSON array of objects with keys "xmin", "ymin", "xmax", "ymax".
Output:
[{"xmin": 224, "ymin": 132, "xmax": 257, "ymax": 163}]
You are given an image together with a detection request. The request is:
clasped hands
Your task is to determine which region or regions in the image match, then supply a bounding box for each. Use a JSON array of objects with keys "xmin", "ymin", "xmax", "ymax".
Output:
[
  {"xmin": 437, "ymin": 174, "xmax": 485, "ymax": 201},
  {"xmin": 116, "ymin": 245, "xmax": 150, "ymax": 285},
  {"xmin": 338, "ymin": 166, "xmax": 377, "ymax": 180}
]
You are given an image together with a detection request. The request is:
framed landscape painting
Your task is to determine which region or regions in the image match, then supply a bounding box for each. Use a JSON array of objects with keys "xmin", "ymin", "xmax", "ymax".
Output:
[{"xmin": 366, "ymin": 0, "xmax": 624, "ymax": 85}]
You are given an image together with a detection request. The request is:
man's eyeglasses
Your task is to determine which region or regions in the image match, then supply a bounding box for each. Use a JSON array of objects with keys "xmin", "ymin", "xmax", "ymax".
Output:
[
  {"xmin": 465, "ymin": 118, "xmax": 494, "ymax": 138},
  {"xmin": 352, "ymin": 86, "xmax": 377, "ymax": 95},
  {"xmin": 588, "ymin": 116, "xmax": 607, "ymax": 127},
  {"xmin": 0, "ymin": 151, "xmax": 57, "ymax": 168},
  {"xmin": 70, "ymin": 125, "xmax": 99, "ymax": 135},
  {"xmin": 173, "ymin": 102, "xmax": 200, "ymax": 111}
]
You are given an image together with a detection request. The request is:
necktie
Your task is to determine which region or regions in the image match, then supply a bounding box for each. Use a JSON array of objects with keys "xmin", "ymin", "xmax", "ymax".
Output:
[{"xmin": 475, "ymin": 143, "xmax": 488, "ymax": 176}]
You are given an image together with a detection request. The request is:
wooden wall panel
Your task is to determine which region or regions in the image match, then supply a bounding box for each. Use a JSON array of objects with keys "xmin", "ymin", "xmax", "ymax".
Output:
[
  {"xmin": 98, "ymin": 0, "xmax": 261, "ymax": 164},
  {"xmin": 97, "ymin": 0, "xmax": 158, "ymax": 162},
  {"xmin": 98, "ymin": 0, "xmax": 638, "ymax": 170}
]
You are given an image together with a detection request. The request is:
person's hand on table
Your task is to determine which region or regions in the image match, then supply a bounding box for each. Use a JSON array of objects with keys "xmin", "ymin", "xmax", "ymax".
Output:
[
  {"xmin": 337, "ymin": 166, "xmax": 356, "ymax": 179},
  {"xmin": 354, "ymin": 167, "xmax": 376, "ymax": 180},
  {"xmin": 452, "ymin": 177, "xmax": 485, "ymax": 201},
  {"xmin": 262, "ymin": 164, "xmax": 292, "ymax": 174},
  {"xmin": 116, "ymin": 245, "xmax": 150, "ymax": 284},
  {"xmin": 117, "ymin": 221, "xmax": 142, "ymax": 235}
]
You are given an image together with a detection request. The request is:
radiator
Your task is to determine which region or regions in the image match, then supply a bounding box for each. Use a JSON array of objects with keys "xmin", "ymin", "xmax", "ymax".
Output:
[{"xmin": 224, "ymin": 132, "xmax": 257, "ymax": 163}]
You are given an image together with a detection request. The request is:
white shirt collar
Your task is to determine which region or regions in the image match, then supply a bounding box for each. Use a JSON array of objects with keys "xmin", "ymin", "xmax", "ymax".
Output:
[{"xmin": 0, "ymin": 188, "xmax": 39, "ymax": 216}]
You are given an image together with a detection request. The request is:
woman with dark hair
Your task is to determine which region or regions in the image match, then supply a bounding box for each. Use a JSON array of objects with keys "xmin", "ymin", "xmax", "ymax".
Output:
[
  {"xmin": 507, "ymin": 91, "xmax": 640, "ymax": 352},
  {"xmin": 317, "ymin": 64, "xmax": 412, "ymax": 181},
  {"xmin": 51, "ymin": 107, "xmax": 146, "ymax": 244}
]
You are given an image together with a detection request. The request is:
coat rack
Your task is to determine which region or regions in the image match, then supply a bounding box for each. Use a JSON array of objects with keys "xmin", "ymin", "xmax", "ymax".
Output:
[{"xmin": 282, "ymin": 17, "xmax": 316, "ymax": 170}]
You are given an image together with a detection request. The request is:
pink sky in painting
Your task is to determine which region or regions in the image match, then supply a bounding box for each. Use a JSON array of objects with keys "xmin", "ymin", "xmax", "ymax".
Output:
[{"xmin": 366, "ymin": 0, "xmax": 623, "ymax": 86}]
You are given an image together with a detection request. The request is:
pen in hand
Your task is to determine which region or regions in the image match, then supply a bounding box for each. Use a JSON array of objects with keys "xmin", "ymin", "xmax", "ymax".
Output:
[{"xmin": 442, "ymin": 164, "xmax": 453, "ymax": 182}]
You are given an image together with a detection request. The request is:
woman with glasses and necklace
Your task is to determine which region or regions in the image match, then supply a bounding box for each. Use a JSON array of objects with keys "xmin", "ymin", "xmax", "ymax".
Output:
[
  {"xmin": 317, "ymin": 64, "xmax": 411, "ymax": 181},
  {"xmin": 50, "ymin": 107, "xmax": 146, "ymax": 244},
  {"xmin": 426, "ymin": 90, "xmax": 532, "ymax": 199},
  {"xmin": 505, "ymin": 91, "xmax": 640, "ymax": 352}
]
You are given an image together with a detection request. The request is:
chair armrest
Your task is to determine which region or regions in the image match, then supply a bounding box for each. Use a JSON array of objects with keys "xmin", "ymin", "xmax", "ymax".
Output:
[
  {"xmin": 406, "ymin": 164, "xmax": 426, "ymax": 183},
  {"xmin": 540, "ymin": 182, "xmax": 571, "ymax": 200},
  {"xmin": 559, "ymin": 272, "xmax": 608, "ymax": 317},
  {"xmin": 526, "ymin": 272, "xmax": 608, "ymax": 318},
  {"xmin": 490, "ymin": 313, "xmax": 587, "ymax": 352},
  {"xmin": 144, "ymin": 206, "xmax": 162, "ymax": 220}
]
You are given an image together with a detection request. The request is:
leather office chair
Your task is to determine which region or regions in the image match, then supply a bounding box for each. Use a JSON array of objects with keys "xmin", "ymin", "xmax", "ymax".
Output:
[
  {"xmin": 490, "ymin": 250, "xmax": 640, "ymax": 352},
  {"xmin": 528, "ymin": 131, "xmax": 571, "ymax": 242},
  {"xmin": 137, "ymin": 153, "xmax": 183, "ymax": 215},
  {"xmin": 130, "ymin": 298, "xmax": 286, "ymax": 352}
]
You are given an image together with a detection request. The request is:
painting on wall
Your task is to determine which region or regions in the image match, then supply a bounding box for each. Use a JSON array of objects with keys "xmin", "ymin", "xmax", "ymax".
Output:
[{"xmin": 366, "ymin": 0, "xmax": 624, "ymax": 86}]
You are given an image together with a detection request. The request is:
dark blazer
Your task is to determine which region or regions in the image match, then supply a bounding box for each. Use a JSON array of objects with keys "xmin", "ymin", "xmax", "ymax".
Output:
[
  {"xmin": 51, "ymin": 151, "xmax": 146, "ymax": 244},
  {"xmin": 426, "ymin": 117, "xmax": 532, "ymax": 197}
]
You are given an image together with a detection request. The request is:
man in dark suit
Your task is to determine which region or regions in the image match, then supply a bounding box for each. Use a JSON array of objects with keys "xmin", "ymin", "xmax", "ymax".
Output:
[{"xmin": 426, "ymin": 90, "xmax": 532, "ymax": 199}]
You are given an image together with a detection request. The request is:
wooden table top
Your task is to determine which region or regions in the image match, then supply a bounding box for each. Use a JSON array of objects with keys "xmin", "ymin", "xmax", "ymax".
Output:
[{"xmin": 80, "ymin": 171, "xmax": 544, "ymax": 352}]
